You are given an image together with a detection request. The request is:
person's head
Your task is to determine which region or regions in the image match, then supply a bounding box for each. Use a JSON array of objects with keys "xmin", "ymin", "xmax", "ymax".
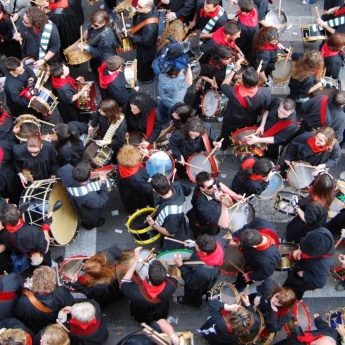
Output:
[
  {"xmin": 106, "ymin": 55, "xmax": 124, "ymax": 72},
  {"xmin": 40, "ymin": 324, "xmax": 70, "ymax": 345},
  {"xmin": 277, "ymin": 98, "xmax": 296, "ymax": 119},
  {"xmin": 211, "ymin": 45, "xmax": 234, "ymax": 67},
  {"xmin": 2, "ymin": 203, "xmax": 20, "ymax": 226},
  {"xmin": 203, "ymin": 0, "xmax": 220, "ymax": 13},
  {"xmin": 73, "ymin": 162, "xmax": 92, "ymax": 183},
  {"xmin": 148, "ymin": 260, "xmax": 166, "ymax": 285},
  {"xmin": 24, "ymin": 7, "xmax": 47, "ymax": 29},
  {"xmin": 171, "ymin": 103, "xmax": 193, "ymax": 124},
  {"xmin": 332, "ymin": 90, "xmax": 345, "ymax": 107},
  {"xmin": 151, "ymin": 173, "xmax": 170, "ymax": 195},
  {"xmin": 267, "ymin": 286, "xmax": 297, "ymax": 308},
  {"xmin": 136, "ymin": 0, "xmax": 154, "ymax": 13},
  {"xmin": 5, "ymin": 57, "xmax": 25, "ymax": 76},
  {"xmin": 291, "ymin": 50, "xmax": 324, "ymax": 81},
  {"xmin": 99, "ymin": 99, "xmax": 122, "ymax": 123},
  {"xmin": 314, "ymin": 126, "xmax": 337, "ymax": 148},
  {"xmin": 26, "ymin": 132, "xmax": 43, "ymax": 157},
  {"xmin": 326, "ymin": 32, "xmax": 345, "ymax": 51},
  {"xmin": 195, "ymin": 234, "xmax": 217, "ymax": 254},
  {"xmin": 223, "ymin": 21, "xmax": 241, "ymax": 40},
  {"xmin": 51, "ymin": 62, "xmax": 69, "ymax": 78},
  {"xmin": 32, "ymin": 266, "xmax": 56, "ymax": 294},
  {"xmin": 253, "ymin": 27, "xmax": 279, "ymax": 53},
  {"xmin": 196, "ymin": 171, "xmax": 217, "ymax": 195},
  {"xmin": 71, "ymin": 302, "xmax": 96, "ymax": 323},
  {"xmin": 90, "ymin": 9, "xmax": 110, "ymax": 29},
  {"xmin": 300, "ymin": 228, "xmax": 334, "ymax": 257},
  {"xmin": 54, "ymin": 123, "xmax": 79, "ymax": 147},
  {"xmin": 309, "ymin": 173, "xmax": 335, "ymax": 209},
  {"xmin": 167, "ymin": 67, "xmax": 183, "ymax": 78},
  {"xmin": 182, "ymin": 117, "xmax": 206, "ymax": 140},
  {"xmin": 252, "ymin": 158, "xmax": 273, "ymax": 178},
  {"xmin": 237, "ymin": 0, "xmax": 254, "ymax": 13},
  {"xmin": 242, "ymin": 67, "xmax": 259, "ymax": 88},
  {"xmin": 117, "ymin": 145, "xmax": 142, "ymax": 168},
  {"xmin": 128, "ymin": 92, "xmax": 157, "ymax": 118},
  {"xmin": 224, "ymin": 306, "xmax": 253, "ymax": 336},
  {"xmin": 240, "ymin": 228, "xmax": 263, "ymax": 247},
  {"xmin": 0, "ymin": 329, "xmax": 28, "ymax": 345}
]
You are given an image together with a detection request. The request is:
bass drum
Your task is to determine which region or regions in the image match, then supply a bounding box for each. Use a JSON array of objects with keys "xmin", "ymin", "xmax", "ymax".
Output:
[
  {"xmin": 221, "ymin": 244, "xmax": 244, "ymax": 276},
  {"xmin": 276, "ymin": 242, "xmax": 299, "ymax": 271},
  {"xmin": 231, "ymin": 127, "xmax": 267, "ymax": 157}
]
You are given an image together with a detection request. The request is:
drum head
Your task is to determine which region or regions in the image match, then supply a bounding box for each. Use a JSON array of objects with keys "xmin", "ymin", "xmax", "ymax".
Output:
[
  {"xmin": 201, "ymin": 90, "xmax": 220, "ymax": 117},
  {"xmin": 272, "ymin": 58, "xmax": 292, "ymax": 84},
  {"xmin": 287, "ymin": 162, "xmax": 314, "ymax": 190},
  {"xmin": 231, "ymin": 127, "xmax": 259, "ymax": 143},
  {"xmin": 221, "ymin": 245, "xmax": 244, "ymax": 276},
  {"xmin": 187, "ymin": 153, "xmax": 212, "ymax": 183},
  {"xmin": 135, "ymin": 249, "xmax": 151, "ymax": 280},
  {"xmin": 278, "ymin": 243, "xmax": 299, "ymax": 256},
  {"xmin": 14, "ymin": 115, "xmax": 40, "ymax": 141},
  {"xmin": 60, "ymin": 255, "xmax": 89, "ymax": 291},
  {"xmin": 228, "ymin": 202, "xmax": 255, "ymax": 232},
  {"xmin": 157, "ymin": 249, "xmax": 193, "ymax": 262},
  {"xmin": 265, "ymin": 9, "xmax": 287, "ymax": 31},
  {"xmin": 220, "ymin": 283, "xmax": 240, "ymax": 304},
  {"xmin": 146, "ymin": 151, "xmax": 174, "ymax": 180},
  {"xmin": 259, "ymin": 173, "xmax": 283, "ymax": 199},
  {"xmin": 331, "ymin": 241, "xmax": 345, "ymax": 270}
]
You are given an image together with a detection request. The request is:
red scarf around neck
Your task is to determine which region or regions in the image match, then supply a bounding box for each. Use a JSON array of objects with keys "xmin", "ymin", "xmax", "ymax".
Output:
[
  {"xmin": 320, "ymin": 42, "xmax": 339, "ymax": 58},
  {"xmin": 255, "ymin": 234, "xmax": 276, "ymax": 250},
  {"xmin": 6, "ymin": 218, "xmax": 24, "ymax": 233},
  {"xmin": 200, "ymin": 4, "xmax": 220, "ymax": 18},
  {"xmin": 197, "ymin": 242, "xmax": 224, "ymax": 266},
  {"xmin": 237, "ymin": 8, "xmax": 258, "ymax": 27},
  {"xmin": 69, "ymin": 317, "xmax": 100, "ymax": 335},
  {"xmin": 296, "ymin": 333, "xmax": 324, "ymax": 344},
  {"xmin": 142, "ymin": 279, "xmax": 166, "ymax": 298},
  {"xmin": 98, "ymin": 62, "xmax": 120, "ymax": 89},
  {"xmin": 307, "ymin": 136, "xmax": 328, "ymax": 153},
  {"xmin": 211, "ymin": 27, "xmax": 235, "ymax": 48},
  {"xmin": 249, "ymin": 174, "xmax": 266, "ymax": 181},
  {"xmin": 52, "ymin": 76, "xmax": 77, "ymax": 90},
  {"xmin": 0, "ymin": 111, "xmax": 12, "ymax": 125},
  {"xmin": 220, "ymin": 309, "xmax": 233, "ymax": 333},
  {"xmin": 260, "ymin": 43, "xmax": 278, "ymax": 51},
  {"xmin": 118, "ymin": 162, "xmax": 142, "ymax": 178},
  {"xmin": 335, "ymin": 5, "xmax": 345, "ymax": 16},
  {"xmin": 49, "ymin": 0, "xmax": 68, "ymax": 10}
]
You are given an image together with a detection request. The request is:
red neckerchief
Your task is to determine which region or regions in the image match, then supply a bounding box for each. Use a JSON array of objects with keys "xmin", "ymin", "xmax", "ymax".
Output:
[
  {"xmin": 2, "ymin": 13, "xmax": 8, "ymax": 19},
  {"xmin": 297, "ymin": 333, "xmax": 324, "ymax": 344},
  {"xmin": 142, "ymin": 279, "xmax": 166, "ymax": 299},
  {"xmin": 211, "ymin": 27, "xmax": 236, "ymax": 49},
  {"xmin": 98, "ymin": 62, "xmax": 120, "ymax": 89},
  {"xmin": 77, "ymin": 275, "xmax": 87, "ymax": 285},
  {"xmin": 197, "ymin": 242, "xmax": 224, "ymax": 266},
  {"xmin": 300, "ymin": 252, "xmax": 334, "ymax": 259},
  {"xmin": 70, "ymin": 317, "xmax": 100, "ymax": 335},
  {"xmin": 263, "ymin": 120, "xmax": 294, "ymax": 137},
  {"xmin": 0, "ymin": 148, "xmax": 3, "ymax": 163},
  {"xmin": 249, "ymin": 174, "xmax": 266, "ymax": 181},
  {"xmin": 335, "ymin": 5, "xmax": 345, "ymax": 16},
  {"xmin": 33, "ymin": 28, "xmax": 40, "ymax": 35},
  {"xmin": 6, "ymin": 218, "xmax": 24, "ymax": 233},
  {"xmin": 237, "ymin": 8, "xmax": 258, "ymax": 27},
  {"xmin": 0, "ymin": 291, "xmax": 16, "ymax": 301},
  {"xmin": 52, "ymin": 76, "xmax": 77, "ymax": 90},
  {"xmin": 234, "ymin": 85, "xmax": 249, "ymax": 108},
  {"xmin": 307, "ymin": 136, "xmax": 328, "ymax": 153},
  {"xmin": 255, "ymin": 234, "xmax": 276, "ymax": 250},
  {"xmin": 19, "ymin": 87, "xmax": 31, "ymax": 99},
  {"xmin": 312, "ymin": 69, "xmax": 318, "ymax": 76},
  {"xmin": 260, "ymin": 43, "xmax": 278, "ymax": 51},
  {"xmin": 25, "ymin": 332, "xmax": 32, "ymax": 345},
  {"xmin": 220, "ymin": 309, "xmax": 233, "ymax": 333},
  {"xmin": 49, "ymin": 0, "xmax": 68, "ymax": 10},
  {"xmin": 146, "ymin": 109, "xmax": 156, "ymax": 150},
  {"xmin": 200, "ymin": 4, "xmax": 220, "ymax": 18},
  {"xmin": 320, "ymin": 43, "xmax": 339, "ymax": 58},
  {"xmin": 239, "ymin": 84, "xmax": 258, "ymax": 97},
  {"xmin": 118, "ymin": 162, "xmax": 142, "ymax": 178},
  {"xmin": 258, "ymin": 228, "xmax": 280, "ymax": 246},
  {"xmin": 241, "ymin": 157, "xmax": 256, "ymax": 170},
  {"xmin": 0, "ymin": 111, "xmax": 12, "ymax": 125}
]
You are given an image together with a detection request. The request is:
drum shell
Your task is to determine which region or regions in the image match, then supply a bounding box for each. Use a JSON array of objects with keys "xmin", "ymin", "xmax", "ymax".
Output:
[
  {"xmin": 64, "ymin": 40, "xmax": 92, "ymax": 65},
  {"xmin": 186, "ymin": 153, "xmax": 219, "ymax": 183},
  {"xmin": 301, "ymin": 25, "xmax": 327, "ymax": 42},
  {"xmin": 334, "ymin": 180, "xmax": 345, "ymax": 207},
  {"xmin": 22, "ymin": 57, "xmax": 50, "ymax": 86},
  {"xmin": 283, "ymin": 301, "xmax": 311, "ymax": 337},
  {"xmin": 117, "ymin": 37, "xmax": 136, "ymax": 53},
  {"xmin": 76, "ymin": 82, "xmax": 97, "ymax": 112},
  {"xmin": 312, "ymin": 77, "xmax": 339, "ymax": 97},
  {"xmin": 286, "ymin": 161, "xmax": 314, "ymax": 190},
  {"xmin": 231, "ymin": 127, "xmax": 267, "ymax": 157},
  {"xmin": 272, "ymin": 55, "xmax": 292, "ymax": 84},
  {"xmin": 276, "ymin": 242, "xmax": 299, "ymax": 271},
  {"xmin": 14, "ymin": 114, "xmax": 41, "ymax": 142},
  {"xmin": 124, "ymin": 59, "xmax": 137, "ymax": 88},
  {"xmin": 221, "ymin": 244, "xmax": 244, "ymax": 276},
  {"xmin": 330, "ymin": 241, "xmax": 345, "ymax": 280},
  {"xmin": 274, "ymin": 192, "xmax": 297, "ymax": 216},
  {"xmin": 29, "ymin": 86, "xmax": 58, "ymax": 115},
  {"xmin": 82, "ymin": 142, "xmax": 114, "ymax": 168}
]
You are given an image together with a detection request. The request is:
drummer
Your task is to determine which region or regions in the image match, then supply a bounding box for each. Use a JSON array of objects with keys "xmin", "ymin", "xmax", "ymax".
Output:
[
  {"xmin": 188, "ymin": 171, "xmax": 244, "ymax": 237},
  {"xmin": 0, "ymin": 105, "xmax": 19, "ymax": 142},
  {"xmin": 245, "ymin": 98, "xmax": 297, "ymax": 160},
  {"xmin": 170, "ymin": 102, "xmax": 193, "ymax": 130}
]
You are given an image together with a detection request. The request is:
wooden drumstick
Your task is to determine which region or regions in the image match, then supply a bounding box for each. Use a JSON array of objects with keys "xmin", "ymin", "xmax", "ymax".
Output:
[
  {"xmin": 228, "ymin": 194, "xmax": 255, "ymax": 209},
  {"xmin": 137, "ymin": 247, "xmax": 155, "ymax": 273},
  {"xmin": 80, "ymin": 25, "xmax": 83, "ymax": 52},
  {"xmin": 278, "ymin": 0, "xmax": 281, "ymax": 17},
  {"xmin": 212, "ymin": 77, "xmax": 217, "ymax": 89},
  {"xmin": 10, "ymin": 16, "xmax": 22, "ymax": 45},
  {"xmin": 75, "ymin": 263, "xmax": 84, "ymax": 277},
  {"xmin": 121, "ymin": 12, "xmax": 127, "ymax": 37},
  {"xmin": 36, "ymin": 119, "xmax": 55, "ymax": 126},
  {"xmin": 289, "ymin": 163, "xmax": 302, "ymax": 183},
  {"xmin": 175, "ymin": 160, "xmax": 203, "ymax": 170},
  {"xmin": 315, "ymin": 6, "xmax": 321, "ymax": 18},
  {"xmin": 228, "ymin": 259, "xmax": 256, "ymax": 283},
  {"xmin": 56, "ymin": 320, "xmax": 70, "ymax": 333},
  {"xmin": 335, "ymin": 237, "xmax": 343, "ymax": 249},
  {"xmin": 203, "ymin": 138, "xmax": 224, "ymax": 164},
  {"xmin": 282, "ymin": 47, "xmax": 291, "ymax": 73},
  {"xmin": 144, "ymin": 206, "xmax": 158, "ymax": 224},
  {"xmin": 257, "ymin": 60, "xmax": 263, "ymax": 74},
  {"xmin": 228, "ymin": 193, "xmax": 246, "ymax": 224},
  {"xmin": 245, "ymin": 284, "xmax": 249, "ymax": 296},
  {"xmin": 165, "ymin": 237, "xmax": 187, "ymax": 245}
]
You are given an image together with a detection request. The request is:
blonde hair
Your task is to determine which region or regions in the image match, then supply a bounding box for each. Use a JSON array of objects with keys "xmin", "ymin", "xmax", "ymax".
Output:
[
  {"xmin": 41, "ymin": 324, "xmax": 70, "ymax": 345},
  {"xmin": 225, "ymin": 307, "xmax": 253, "ymax": 336},
  {"xmin": 31, "ymin": 266, "xmax": 56, "ymax": 294},
  {"xmin": 315, "ymin": 126, "xmax": 337, "ymax": 148},
  {"xmin": 0, "ymin": 329, "xmax": 28, "ymax": 345},
  {"xmin": 71, "ymin": 302, "xmax": 96, "ymax": 323},
  {"xmin": 117, "ymin": 144, "xmax": 142, "ymax": 168}
]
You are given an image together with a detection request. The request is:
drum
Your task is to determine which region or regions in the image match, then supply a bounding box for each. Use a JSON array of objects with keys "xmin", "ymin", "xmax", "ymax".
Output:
[
  {"xmin": 201, "ymin": 89, "xmax": 221, "ymax": 117},
  {"xmin": 154, "ymin": 125, "xmax": 176, "ymax": 151},
  {"xmin": 118, "ymin": 37, "xmax": 136, "ymax": 53},
  {"xmin": 157, "ymin": 249, "xmax": 193, "ymax": 283},
  {"xmin": 59, "ymin": 255, "xmax": 90, "ymax": 291},
  {"xmin": 265, "ymin": 9, "xmax": 288, "ymax": 33},
  {"xmin": 144, "ymin": 150, "xmax": 175, "ymax": 180},
  {"xmin": 210, "ymin": 282, "xmax": 240, "ymax": 305},
  {"xmin": 312, "ymin": 77, "xmax": 340, "ymax": 97},
  {"xmin": 221, "ymin": 244, "xmax": 244, "ymax": 276},
  {"xmin": 228, "ymin": 202, "xmax": 255, "ymax": 233},
  {"xmin": 272, "ymin": 54, "xmax": 292, "ymax": 84},
  {"xmin": 116, "ymin": 249, "xmax": 154, "ymax": 282},
  {"xmin": 328, "ymin": 199, "xmax": 343, "ymax": 220},
  {"xmin": 259, "ymin": 172, "xmax": 283, "ymax": 200},
  {"xmin": 82, "ymin": 142, "xmax": 114, "ymax": 168},
  {"xmin": 64, "ymin": 40, "xmax": 92, "ymax": 65},
  {"xmin": 28, "ymin": 86, "xmax": 58, "ymax": 115},
  {"xmin": 76, "ymin": 82, "xmax": 97, "ymax": 112},
  {"xmin": 327, "ymin": 308, "xmax": 345, "ymax": 329},
  {"xmin": 13, "ymin": 114, "xmax": 41, "ymax": 141},
  {"xmin": 301, "ymin": 24, "xmax": 327, "ymax": 43},
  {"xmin": 126, "ymin": 207, "xmax": 161, "ymax": 245},
  {"xmin": 231, "ymin": 127, "xmax": 267, "ymax": 157},
  {"xmin": 90, "ymin": 165, "xmax": 117, "ymax": 190},
  {"xmin": 124, "ymin": 59, "xmax": 137, "ymax": 88},
  {"xmin": 276, "ymin": 242, "xmax": 299, "ymax": 271},
  {"xmin": 20, "ymin": 179, "xmax": 78, "ymax": 246},
  {"xmin": 284, "ymin": 301, "xmax": 311, "ymax": 337},
  {"xmin": 22, "ymin": 57, "xmax": 50, "ymax": 86},
  {"xmin": 239, "ymin": 309, "xmax": 265, "ymax": 345},
  {"xmin": 190, "ymin": 58, "xmax": 201, "ymax": 80},
  {"xmin": 286, "ymin": 161, "xmax": 314, "ymax": 190},
  {"xmin": 334, "ymin": 180, "xmax": 345, "ymax": 207},
  {"xmin": 274, "ymin": 192, "xmax": 296, "ymax": 216},
  {"xmin": 330, "ymin": 241, "xmax": 345, "ymax": 280},
  {"xmin": 186, "ymin": 153, "xmax": 219, "ymax": 183},
  {"xmin": 127, "ymin": 131, "xmax": 146, "ymax": 146}
]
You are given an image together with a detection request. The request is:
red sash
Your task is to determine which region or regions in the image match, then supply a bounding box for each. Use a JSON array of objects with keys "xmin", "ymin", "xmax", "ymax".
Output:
[
  {"xmin": 263, "ymin": 120, "xmax": 294, "ymax": 137},
  {"xmin": 258, "ymin": 228, "xmax": 280, "ymax": 246},
  {"xmin": 146, "ymin": 109, "xmax": 156, "ymax": 150},
  {"xmin": 234, "ymin": 85, "xmax": 249, "ymax": 108},
  {"xmin": 0, "ymin": 291, "xmax": 16, "ymax": 301},
  {"xmin": 0, "ymin": 112, "xmax": 12, "ymax": 126},
  {"xmin": 320, "ymin": 96, "xmax": 328, "ymax": 127},
  {"xmin": 300, "ymin": 252, "xmax": 334, "ymax": 259}
]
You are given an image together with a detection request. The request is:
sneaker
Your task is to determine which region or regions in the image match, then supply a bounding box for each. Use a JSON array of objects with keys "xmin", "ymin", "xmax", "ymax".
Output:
[
  {"xmin": 335, "ymin": 282, "xmax": 345, "ymax": 291},
  {"xmin": 302, "ymin": 0, "xmax": 309, "ymax": 4}
]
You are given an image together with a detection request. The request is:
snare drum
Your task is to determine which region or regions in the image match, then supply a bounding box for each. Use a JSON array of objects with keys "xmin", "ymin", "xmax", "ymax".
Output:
[
  {"xmin": 64, "ymin": 40, "xmax": 92, "ymax": 65},
  {"xmin": 82, "ymin": 142, "xmax": 114, "ymax": 168},
  {"xmin": 210, "ymin": 282, "xmax": 240, "ymax": 305},
  {"xmin": 274, "ymin": 192, "xmax": 297, "ymax": 216},
  {"xmin": 22, "ymin": 57, "xmax": 50, "ymax": 86},
  {"xmin": 29, "ymin": 86, "xmax": 58, "ymax": 115},
  {"xmin": 190, "ymin": 58, "xmax": 201, "ymax": 80},
  {"xmin": 20, "ymin": 180, "xmax": 78, "ymax": 246},
  {"xmin": 265, "ymin": 9, "xmax": 288, "ymax": 33},
  {"xmin": 334, "ymin": 180, "xmax": 345, "ymax": 206},
  {"xmin": 59, "ymin": 255, "xmax": 90, "ymax": 291},
  {"xmin": 124, "ymin": 59, "xmax": 137, "ymax": 88},
  {"xmin": 313, "ymin": 77, "xmax": 340, "ymax": 97},
  {"xmin": 186, "ymin": 152, "xmax": 219, "ymax": 183},
  {"xmin": 76, "ymin": 82, "xmax": 97, "ymax": 112},
  {"xmin": 13, "ymin": 114, "xmax": 41, "ymax": 141},
  {"xmin": 228, "ymin": 202, "xmax": 255, "ymax": 233},
  {"xmin": 90, "ymin": 165, "xmax": 117, "ymax": 190},
  {"xmin": 231, "ymin": 127, "xmax": 267, "ymax": 157},
  {"xmin": 201, "ymin": 89, "xmax": 221, "ymax": 117},
  {"xmin": 330, "ymin": 241, "xmax": 345, "ymax": 280},
  {"xmin": 126, "ymin": 207, "xmax": 161, "ymax": 245},
  {"xmin": 286, "ymin": 161, "xmax": 314, "ymax": 190},
  {"xmin": 239, "ymin": 309, "xmax": 265, "ymax": 345},
  {"xmin": 327, "ymin": 308, "xmax": 345, "ymax": 329},
  {"xmin": 301, "ymin": 24, "xmax": 327, "ymax": 42},
  {"xmin": 284, "ymin": 301, "xmax": 311, "ymax": 337},
  {"xmin": 144, "ymin": 150, "xmax": 175, "ymax": 180},
  {"xmin": 221, "ymin": 244, "xmax": 244, "ymax": 276},
  {"xmin": 259, "ymin": 172, "xmax": 283, "ymax": 200},
  {"xmin": 272, "ymin": 55, "xmax": 292, "ymax": 84},
  {"xmin": 276, "ymin": 242, "xmax": 299, "ymax": 271}
]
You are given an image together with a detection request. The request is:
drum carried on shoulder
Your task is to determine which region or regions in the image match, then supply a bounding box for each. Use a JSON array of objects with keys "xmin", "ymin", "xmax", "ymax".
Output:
[{"xmin": 13, "ymin": 114, "xmax": 41, "ymax": 141}]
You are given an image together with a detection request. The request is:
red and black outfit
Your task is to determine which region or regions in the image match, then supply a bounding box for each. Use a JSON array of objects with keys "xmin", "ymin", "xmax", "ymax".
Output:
[
  {"xmin": 195, "ymin": 3, "xmax": 228, "ymax": 33},
  {"xmin": 320, "ymin": 41, "xmax": 344, "ymax": 79},
  {"xmin": 0, "ymin": 12, "xmax": 21, "ymax": 59},
  {"xmin": 321, "ymin": 4, "xmax": 345, "ymax": 33},
  {"xmin": 0, "ymin": 110, "xmax": 16, "ymax": 142},
  {"xmin": 254, "ymin": 42, "xmax": 278, "ymax": 77}
]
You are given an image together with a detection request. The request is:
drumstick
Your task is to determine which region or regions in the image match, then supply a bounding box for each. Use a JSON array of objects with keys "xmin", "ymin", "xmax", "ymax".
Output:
[
  {"xmin": 144, "ymin": 206, "xmax": 159, "ymax": 224},
  {"xmin": 289, "ymin": 163, "xmax": 302, "ymax": 183},
  {"xmin": 228, "ymin": 194, "xmax": 255, "ymax": 210},
  {"xmin": 315, "ymin": 6, "xmax": 320, "ymax": 18},
  {"xmin": 335, "ymin": 237, "xmax": 343, "ymax": 249},
  {"xmin": 80, "ymin": 25, "xmax": 83, "ymax": 52},
  {"xmin": 278, "ymin": 0, "xmax": 281, "ymax": 17},
  {"xmin": 10, "ymin": 16, "xmax": 22, "ymax": 45},
  {"xmin": 203, "ymin": 138, "xmax": 224, "ymax": 164},
  {"xmin": 212, "ymin": 77, "xmax": 217, "ymax": 89},
  {"xmin": 282, "ymin": 47, "xmax": 291, "ymax": 73},
  {"xmin": 56, "ymin": 320, "xmax": 70, "ymax": 333},
  {"xmin": 36, "ymin": 119, "xmax": 55, "ymax": 126},
  {"xmin": 137, "ymin": 247, "xmax": 155, "ymax": 273},
  {"xmin": 121, "ymin": 12, "xmax": 127, "ymax": 37},
  {"xmin": 257, "ymin": 60, "xmax": 263, "ymax": 74},
  {"xmin": 228, "ymin": 193, "xmax": 246, "ymax": 225},
  {"xmin": 245, "ymin": 284, "xmax": 249, "ymax": 296},
  {"xmin": 175, "ymin": 160, "xmax": 203, "ymax": 170},
  {"xmin": 165, "ymin": 237, "xmax": 187, "ymax": 245},
  {"xmin": 55, "ymin": 264, "xmax": 62, "ymax": 286},
  {"xmin": 126, "ymin": 137, "xmax": 129, "ymax": 145},
  {"xmin": 295, "ymin": 163, "xmax": 315, "ymax": 168}
]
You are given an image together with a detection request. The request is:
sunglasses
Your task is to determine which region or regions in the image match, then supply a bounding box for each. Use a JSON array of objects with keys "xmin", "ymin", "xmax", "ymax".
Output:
[{"xmin": 204, "ymin": 181, "xmax": 216, "ymax": 190}]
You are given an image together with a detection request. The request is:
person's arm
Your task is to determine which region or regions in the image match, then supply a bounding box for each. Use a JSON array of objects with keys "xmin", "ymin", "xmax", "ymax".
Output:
[
  {"xmin": 324, "ymin": 143, "xmax": 341, "ymax": 168},
  {"xmin": 34, "ymin": 25, "xmax": 60, "ymax": 67},
  {"xmin": 317, "ymin": 17, "xmax": 336, "ymax": 35},
  {"xmin": 221, "ymin": 59, "xmax": 244, "ymax": 86},
  {"xmin": 219, "ymin": 182, "xmax": 244, "ymax": 202},
  {"xmin": 146, "ymin": 215, "xmax": 173, "ymax": 236},
  {"xmin": 217, "ymin": 203, "xmax": 229, "ymax": 228},
  {"xmin": 71, "ymin": 84, "xmax": 91, "ymax": 102},
  {"xmin": 184, "ymin": 65, "xmax": 193, "ymax": 86},
  {"xmin": 308, "ymin": 81, "xmax": 325, "ymax": 94},
  {"xmin": 122, "ymin": 247, "xmax": 142, "ymax": 281},
  {"xmin": 155, "ymin": 319, "xmax": 179, "ymax": 345}
]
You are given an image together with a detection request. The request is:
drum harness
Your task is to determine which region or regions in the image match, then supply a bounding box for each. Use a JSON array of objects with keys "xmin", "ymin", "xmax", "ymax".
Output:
[{"xmin": 67, "ymin": 179, "xmax": 113, "ymax": 196}]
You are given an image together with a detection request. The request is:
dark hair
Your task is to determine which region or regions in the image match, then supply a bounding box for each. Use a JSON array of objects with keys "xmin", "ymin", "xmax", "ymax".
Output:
[
  {"xmin": 181, "ymin": 117, "xmax": 206, "ymax": 140},
  {"xmin": 326, "ymin": 32, "xmax": 345, "ymax": 51},
  {"xmin": 171, "ymin": 103, "xmax": 192, "ymax": 124},
  {"xmin": 106, "ymin": 55, "xmax": 124, "ymax": 72},
  {"xmin": 253, "ymin": 158, "xmax": 272, "ymax": 177},
  {"xmin": 205, "ymin": 0, "xmax": 220, "ymax": 5},
  {"xmin": 253, "ymin": 26, "xmax": 279, "ymax": 55},
  {"xmin": 73, "ymin": 162, "xmax": 91, "ymax": 182},
  {"xmin": 240, "ymin": 228, "xmax": 263, "ymax": 246},
  {"xmin": 2, "ymin": 204, "xmax": 20, "ymax": 226},
  {"xmin": 309, "ymin": 173, "xmax": 335, "ymax": 209},
  {"xmin": 267, "ymin": 286, "xmax": 297, "ymax": 308},
  {"xmin": 54, "ymin": 123, "xmax": 80, "ymax": 150},
  {"xmin": 210, "ymin": 45, "xmax": 234, "ymax": 69},
  {"xmin": 242, "ymin": 67, "xmax": 259, "ymax": 88},
  {"xmin": 5, "ymin": 57, "xmax": 21, "ymax": 71},
  {"xmin": 26, "ymin": 6, "xmax": 48, "ymax": 29},
  {"xmin": 91, "ymin": 9, "xmax": 110, "ymax": 27},
  {"xmin": 332, "ymin": 90, "xmax": 345, "ymax": 107},
  {"xmin": 224, "ymin": 21, "xmax": 241, "ymax": 36},
  {"xmin": 99, "ymin": 99, "xmax": 122, "ymax": 124},
  {"xmin": 238, "ymin": 0, "xmax": 254, "ymax": 12},
  {"xmin": 128, "ymin": 93, "xmax": 158, "ymax": 118},
  {"xmin": 148, "ymin": 260, "xmax": 166, "ymax": 286},
  {"xmin": 167, "ymin": 67, "xmax": 181, "ymax": 77},
  {"xmin": 196, "ymin": 234, "xmax": 217, "ymax": 253},
  {"xmin": 27, "ymin": 132, "xmax": 42, "ymax": 149},
  {"xmin": 196, "ymin": 171, "xmax": 213, "ymax": 187},
  {"xmin": 282, "ymin": 98, "xmax": 296, "ymax": 111},
  {"xmin": 151, "ymin": 173, "xmax": 170, "ymax": 195},
  {"xmin": 50, "ymin": 62, "xmax": 64, "ymax": 78}
]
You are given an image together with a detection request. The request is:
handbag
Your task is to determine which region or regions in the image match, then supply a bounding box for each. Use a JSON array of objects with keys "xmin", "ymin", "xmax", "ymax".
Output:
[{"xmin": 8, "ymin": 234, "xmax": 31, "ymax": 274}]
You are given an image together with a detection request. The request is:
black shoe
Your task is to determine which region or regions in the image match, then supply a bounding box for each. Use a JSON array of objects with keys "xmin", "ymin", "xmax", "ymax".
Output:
[
  {"xmin": 54, "ymin": 256, "xmax": 64, "ymax": 265},
  {"xmin": 82, "ymin": 222, "xmax": 95, "ymax": 230},
  {"xmin": 141, "ymin": 79, "xmax": 154, "ymax": 84},
  {"xmin": 96, "ymin": 218, "xmax": 105, "ymax": 227}
]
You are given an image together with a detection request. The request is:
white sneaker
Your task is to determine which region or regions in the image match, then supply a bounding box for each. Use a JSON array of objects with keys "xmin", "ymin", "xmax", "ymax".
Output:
[{"xmin": 302, "ymin": 0, "xmax": 309, "ymax": 5}]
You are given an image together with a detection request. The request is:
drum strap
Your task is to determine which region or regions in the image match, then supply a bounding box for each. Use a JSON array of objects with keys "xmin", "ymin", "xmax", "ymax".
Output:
[
  {"xmin": 129, "ymin": 18, "xmax": 159, "ymax": 35},
  {"xmin": 263, "ymin": 120, "xmax": 295, "ymax": 137},
  {"xmin": 87, "ymin": 27, "xmax": 112, "ymax": 47},
  {"xmin": 22, "ymin": 290, "xmax": 54, "ymax": 313},
  {"xmin": 202, "ymin": 7, "xmax": 225, "ymax": 34},
  {"xmin": 310, "ymin": 15, "xmax": 345, "ymax": 32},
  {"xmin": 103, "ymin": 114, "xmax": 125, "ymax": 143},
  {"xmin": 320, "ymin": 96, "xmax": 328, "ymax": 127},
  {"xmin": 132, "ymin": 273, "xmax": 162, "ymax": 304},
  {"xmin": 67, "ymin": 178, "xmax": 113, "ymax": 196},
  {"xmin": 155, "ymin": 205, "xmax": 183, "ymax": 226},
  {"xmin": 39, "ymin": 20, "xmax": 53, "ymax": 60},
  {"xmin": 220, "ymin": 64, "xmax": 232, "ymax": 109}
]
